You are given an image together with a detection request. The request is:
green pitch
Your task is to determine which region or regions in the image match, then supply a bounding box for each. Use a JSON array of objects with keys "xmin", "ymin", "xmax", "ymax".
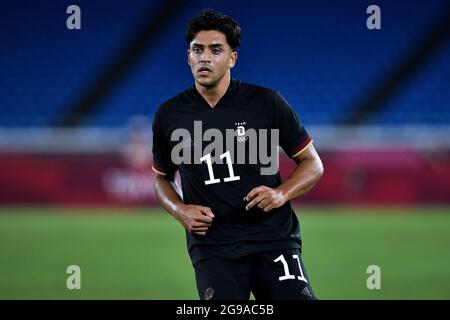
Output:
[{"xmin": 0, "ymin": 207, "xmax": 449, "ymax": 300}]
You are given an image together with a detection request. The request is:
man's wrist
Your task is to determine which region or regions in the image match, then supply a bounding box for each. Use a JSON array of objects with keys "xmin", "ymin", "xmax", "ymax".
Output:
[
  {"xmin": 172, "ymin": 202, "xmax": 186, "ymax": 219},
  {"xmin": 275, "ymin": 185, "xmax": 290, "ymax": 205}
]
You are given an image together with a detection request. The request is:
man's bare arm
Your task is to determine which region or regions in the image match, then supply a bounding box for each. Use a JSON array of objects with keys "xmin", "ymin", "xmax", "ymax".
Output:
[
  {"xmin": 155, "ymin": 174, "xmax": 214, "ymax": 235},
  {"xmin": 245, "ymin": 144, "xmax": 324, "ymax": 212}
]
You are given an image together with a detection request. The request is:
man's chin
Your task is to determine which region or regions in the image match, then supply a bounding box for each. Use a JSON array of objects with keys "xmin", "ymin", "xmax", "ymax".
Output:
[{"xmin": 196, "ymin": 77, "xmax": 217, "ymax": 88}]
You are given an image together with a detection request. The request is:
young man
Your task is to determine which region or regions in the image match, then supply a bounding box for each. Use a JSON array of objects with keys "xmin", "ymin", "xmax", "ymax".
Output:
[{"xmin": 152, "ymin": 9, "xmax": 324, "ymax": 300}]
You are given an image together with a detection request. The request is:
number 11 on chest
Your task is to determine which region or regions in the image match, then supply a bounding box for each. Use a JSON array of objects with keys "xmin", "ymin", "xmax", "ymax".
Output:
[{"xmin": 200, "ymin": 151, "xmax": 240, "ymax": 185}]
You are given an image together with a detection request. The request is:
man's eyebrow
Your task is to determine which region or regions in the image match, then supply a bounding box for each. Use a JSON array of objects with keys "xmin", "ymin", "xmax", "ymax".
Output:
[{"xmin": 191, "ymin": 43, "xmax": 224, "ymax": 48}]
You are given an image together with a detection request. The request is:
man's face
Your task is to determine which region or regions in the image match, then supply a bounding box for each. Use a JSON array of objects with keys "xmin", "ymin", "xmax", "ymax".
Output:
[{"xmin": 188, "ymin": 30, "xmax": 237, "ymax": 88}]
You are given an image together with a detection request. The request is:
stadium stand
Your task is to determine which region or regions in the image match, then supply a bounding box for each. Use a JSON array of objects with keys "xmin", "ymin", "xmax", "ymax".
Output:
[{"xmin": 0, "ymin": 0, "xmax": 449, "ymax": 127}]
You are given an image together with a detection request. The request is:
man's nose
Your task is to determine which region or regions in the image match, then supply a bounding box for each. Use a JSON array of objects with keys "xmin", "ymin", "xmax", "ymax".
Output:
[{"xmin": 199, "ymin": 50, "xmax": 212, "ymax": 63}]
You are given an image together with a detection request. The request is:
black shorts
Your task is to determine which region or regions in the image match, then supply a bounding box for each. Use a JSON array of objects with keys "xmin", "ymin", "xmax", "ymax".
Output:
[{"xmin": 194, "ymin": 248, "xmax": 316, "ymax": 300}]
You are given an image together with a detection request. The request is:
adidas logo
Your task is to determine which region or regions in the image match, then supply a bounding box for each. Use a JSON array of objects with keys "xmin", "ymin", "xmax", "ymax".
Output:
[
  {"xmin": 301, "ymin": 286, "xmax": 312, "ymax": 297},
  {"xmin": 204, "ymin": 287, "xmax": 214, "ymax": 300}
]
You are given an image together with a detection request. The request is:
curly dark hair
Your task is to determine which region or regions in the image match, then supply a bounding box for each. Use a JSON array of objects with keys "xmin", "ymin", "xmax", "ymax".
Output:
[{"xmin": 185, "ymin": 9, "xmax": 241, "ymax": 51}]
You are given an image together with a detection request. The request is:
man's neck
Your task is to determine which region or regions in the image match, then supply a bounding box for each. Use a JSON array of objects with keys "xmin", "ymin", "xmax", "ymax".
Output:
[{"xmin": 195, "ymin": 74, "xmax": 231, "ymax": 108}]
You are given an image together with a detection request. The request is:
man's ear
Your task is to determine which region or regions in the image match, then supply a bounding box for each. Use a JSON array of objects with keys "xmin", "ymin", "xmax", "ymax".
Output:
[
  {"xmin": 229, "ymin": 51, "xmax": 238, "ymax": 68},
  {"xmin": 187, "ymin": 49, "xmax": 191, "ymax": 66}
]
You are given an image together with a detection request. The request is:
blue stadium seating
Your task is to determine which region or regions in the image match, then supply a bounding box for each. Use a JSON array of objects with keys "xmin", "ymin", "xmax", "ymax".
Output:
[{"xmin": 0, "ymin": 0, "xmax": 448, "ymax": 127}]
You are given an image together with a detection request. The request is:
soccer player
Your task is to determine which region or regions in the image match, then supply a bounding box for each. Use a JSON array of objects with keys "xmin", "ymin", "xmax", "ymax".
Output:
[{"xmin": 152, "ymin": 9, "xmax": 324, "ymax": 300}]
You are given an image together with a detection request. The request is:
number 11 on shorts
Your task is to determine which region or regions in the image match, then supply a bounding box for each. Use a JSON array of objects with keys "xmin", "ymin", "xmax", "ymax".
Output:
[{"xmin": 274, "ymin": 254, "xmax": 308, "ymax": 282}]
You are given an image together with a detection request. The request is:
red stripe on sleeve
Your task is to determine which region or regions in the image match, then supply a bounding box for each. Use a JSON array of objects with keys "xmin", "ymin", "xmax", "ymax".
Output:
[{"xmin": 289, "ymin": 136, "xmax": 313, "ymax": 157}]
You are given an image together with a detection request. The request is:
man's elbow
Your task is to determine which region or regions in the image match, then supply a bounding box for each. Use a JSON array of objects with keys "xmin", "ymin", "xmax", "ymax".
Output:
[{"xmin": 314, "ymin": 158, "xmax": 324, "ymax": 180}]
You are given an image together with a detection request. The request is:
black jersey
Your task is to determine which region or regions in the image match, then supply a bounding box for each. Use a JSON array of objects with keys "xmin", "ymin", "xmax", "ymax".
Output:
[{"xmin": 152, "ymin": 79, "xmax": 312, "ymax": 265}]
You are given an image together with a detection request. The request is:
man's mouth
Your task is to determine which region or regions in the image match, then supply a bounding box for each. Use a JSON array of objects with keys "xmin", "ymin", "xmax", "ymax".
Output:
[{"xmin": 198, "ymin": 67, "xmax": 212, "ymax": 76}]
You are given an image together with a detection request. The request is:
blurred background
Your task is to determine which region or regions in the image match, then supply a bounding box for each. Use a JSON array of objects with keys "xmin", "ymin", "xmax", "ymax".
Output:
[{"xmin": 0, "ymin": 0, "xmax": 449, "ymax": 299}]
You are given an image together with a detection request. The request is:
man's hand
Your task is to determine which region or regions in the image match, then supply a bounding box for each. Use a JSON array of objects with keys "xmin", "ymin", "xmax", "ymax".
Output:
[
  {"xmin": 174, "ymin": 204, "xmax": 214, "ymax": 236},
  {"xmin": 154, "ymin": 175, "xmax": 214, "ymax": 236},
  {"xmin": 244, "ymin": 186, "xmax": 286, "ymax": 213},
  {"xmin": 244, "ymin": 144, "xmax": 324, "ymax": 213}
]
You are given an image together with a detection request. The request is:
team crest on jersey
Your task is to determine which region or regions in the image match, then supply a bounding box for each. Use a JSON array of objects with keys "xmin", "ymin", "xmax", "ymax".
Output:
[{"xmin": 235, "ymin": 122, "xmax": 248, "ymax": 143}]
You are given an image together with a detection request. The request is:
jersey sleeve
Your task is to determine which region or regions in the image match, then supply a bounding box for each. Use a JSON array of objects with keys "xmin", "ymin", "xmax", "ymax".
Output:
[
  {"xmin": 151, "ymin": 110, "xmax": 177, "ymax": 176},
  {"xmin": 270, "ymin": 91, "xmax": 313, "ymax": 158}
]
